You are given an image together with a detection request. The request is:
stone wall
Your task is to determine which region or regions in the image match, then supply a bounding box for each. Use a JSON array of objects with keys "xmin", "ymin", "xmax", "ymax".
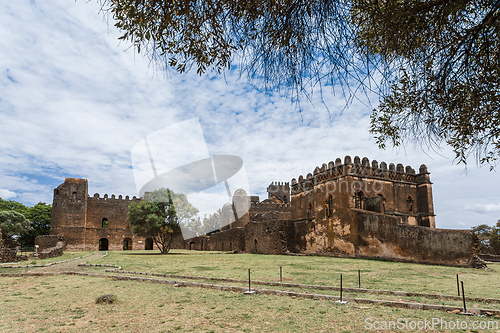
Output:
[
  {"xmin": 35, "ymin": 235, "xmax": 65, "ymax": 259},
  {"xmin": 184, "ymin": 236, "xmax": 210, "ymax": 251},
  {"xmin": 352, "ymin": 210, "xmax": 477, "ymax": 267},
  {"xmin": 244, "ymin": 212, "xmax": 295, "ymax": 254},
  {"xmin": 209, "ymin": 228, "xmax": 245, "ymax": 252}
]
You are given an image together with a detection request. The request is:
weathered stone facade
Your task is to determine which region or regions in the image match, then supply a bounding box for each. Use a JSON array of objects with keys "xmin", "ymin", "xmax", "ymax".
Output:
[
  {"xmin": 50, "ymin": 156, "xmax": 479, "ymax": 267},
  {"xmin": 51, "ymin": 178, "xmax": 155, "ymax": 251},
  {"xmin": 191, "ymin": 156, "xmax": 478, "ymax": 267}
]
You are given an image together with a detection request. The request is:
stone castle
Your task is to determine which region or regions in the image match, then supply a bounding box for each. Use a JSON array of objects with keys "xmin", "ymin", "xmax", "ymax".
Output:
[{"xmin": 50, "ymin": 155, "xmax": 480, "ymax": 267}]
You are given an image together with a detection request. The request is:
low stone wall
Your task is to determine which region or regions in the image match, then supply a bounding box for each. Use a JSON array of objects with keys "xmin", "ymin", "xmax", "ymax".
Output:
[
  {"xmin": 353, "ymin": 210, "xmax": 478, "ymax": 267},
  {"xmin": 0, "ymin": 248, "xmax": 18, "ymax": 263},
  {"xmin": 35, "ymin": 235, "xmax": 65, "ymax": 259}
]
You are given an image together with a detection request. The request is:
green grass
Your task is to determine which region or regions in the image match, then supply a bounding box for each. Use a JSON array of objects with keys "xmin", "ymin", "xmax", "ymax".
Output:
[
  {"xmin": 1, "ymin": 250, "xmax": 499, "ymax": 332},
  {"xmin": 1, "ymin": 274, "xmax": 498, "ymax": 332},
  {"xmin": 92, "ymin": 250, "xmax": 500, "ymax": 300}
]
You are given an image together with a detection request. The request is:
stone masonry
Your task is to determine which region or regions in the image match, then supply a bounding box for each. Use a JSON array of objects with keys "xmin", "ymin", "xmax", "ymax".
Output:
[{"xmin": 50, "ymin": 156, "xmax": 480, "ymax": 267}]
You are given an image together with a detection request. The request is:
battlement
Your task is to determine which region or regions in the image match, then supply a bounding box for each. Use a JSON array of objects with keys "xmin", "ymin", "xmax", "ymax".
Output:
[
  {"xmin": 89, "ymin": 193, "xmax": 141, "ymax": 202},
  {"xmin": 291, "ymin": 155, "xmax": 430, "ymax": 194},
  {"xmin": 250, "ymin": 200, "xmax": 291, "ymax": 212},
  {"xmin": 267, "ymin": 181, "xmax": 291, "ymax": 203}
]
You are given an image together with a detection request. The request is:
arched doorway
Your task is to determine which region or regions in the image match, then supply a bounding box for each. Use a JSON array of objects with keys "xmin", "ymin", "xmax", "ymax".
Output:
[
  {"xmin": 254, "ymin": 239, "xmax": 258, "ymax": 253},
  {"xmin": 123, "ymin": 238, "xmax": 132, "ymax": 250},
  {"xmin": 99, "ymin": 238, "xmax": 108, "ymax": 251},
  {"xmin": 145, "ymin": 238, "xmax": 153, "ymax": 250},
  {"xmin": 189, "ymin": 241, "xmax": 195, "ymax": 250}
]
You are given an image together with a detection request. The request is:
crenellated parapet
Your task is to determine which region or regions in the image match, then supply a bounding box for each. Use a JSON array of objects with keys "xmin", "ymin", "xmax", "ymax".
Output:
[
  {"xmin": 267, "ymin": 181, "xmax": 291, "ymax": 203},
  {"xmin": 291, "ymin": 155, "xmax": 428, "ymax": 194},
  {"xmin": 89, "ymin": 193, "xmax": 141, "ymax": 202},
  {"xmin": 250, "ymin": 200, "xmax": 291, "ymax": 212}
]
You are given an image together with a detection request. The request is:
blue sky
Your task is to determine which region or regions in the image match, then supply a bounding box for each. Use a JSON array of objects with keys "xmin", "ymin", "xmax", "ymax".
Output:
[{"xmin": 0, "ymin": 0, "xmax": 498, "ymax": 229}]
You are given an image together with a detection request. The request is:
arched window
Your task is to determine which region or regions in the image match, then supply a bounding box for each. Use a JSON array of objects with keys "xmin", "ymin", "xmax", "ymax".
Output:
[
  {"xmin": 102, "ymin": 218, "xmax": 108, "ymax": 228},
  {"xmin": 354, "ymin": 190, "xmax": 364, "ymax": 209},
  {"xmin": 407, "ymin": 196, "xmax": 414, "ymax": 214},
  {"xmin": 72, "ymin": 192, "xmax": 77, "ymax": 200},
  {"xmin": 327, "ymin": 195, "xmax": 333, "ymax": 217},
  {"xmin": 377, "ymin": 194, "xmax": 386, "ymax": 213},
  {"xmin": 307, "ymin": 203, "xmax": 312, "ymax": 220}
]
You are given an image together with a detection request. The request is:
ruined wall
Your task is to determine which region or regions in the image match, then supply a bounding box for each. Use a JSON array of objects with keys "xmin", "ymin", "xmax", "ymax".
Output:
[
  {"xmin": 184, "ymin": 236, "xmax": 210, "ymax": 251},
  {"xmin": 35, "ymin": 235, "xmax": 64, "ymax": 259},
  {"xmin": 209, "ymin": 227, "xmax": 245, "ymax": 252},
  {"xmin": 244, "ymin": 212, "xmax": 295, "ymax": 254},
  {"xmin": 35, "ymin": 234, "xmax": 64, "ymax": 250},
  {"xmin": 352, "ymin": 210, "xmax": 477, "ymax": 267}
]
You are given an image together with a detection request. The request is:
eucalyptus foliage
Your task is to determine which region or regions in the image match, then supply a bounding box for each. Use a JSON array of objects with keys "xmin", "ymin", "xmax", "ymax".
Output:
[
  {"xmin": 353, "ymin": 0, "xmax": 500, "ymax": 167},
  {"xmin": 101, "ymin": 0, "xmax": 500, "ymax": 166}
]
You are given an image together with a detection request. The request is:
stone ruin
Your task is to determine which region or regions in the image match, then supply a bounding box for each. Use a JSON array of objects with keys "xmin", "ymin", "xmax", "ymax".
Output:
[{"xmin": 49, "ymin": 155, "xmax": 483, "ymax": 268}]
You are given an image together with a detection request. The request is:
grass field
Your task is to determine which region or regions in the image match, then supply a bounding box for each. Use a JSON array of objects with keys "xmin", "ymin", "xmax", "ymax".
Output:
[
  {"xmin": 0, "ymin": 250, "xmax": 499, "ymax": 332},
  {"xmin": 92, "ymin": 250, "xmax": 500, "ymax": 300}
]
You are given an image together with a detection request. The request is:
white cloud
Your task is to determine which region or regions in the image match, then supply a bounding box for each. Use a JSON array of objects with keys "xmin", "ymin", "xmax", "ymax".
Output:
[
  {"xmin": 465, "ymin": 203, "xmax": 500, "ymax": 214},
  {"xmin": 0, "ymin": 0, "xmax": 498, "ymax": 231},
  {"xmin": 0, "ymin": 189, "xmax": 17, "ymax": 200}
]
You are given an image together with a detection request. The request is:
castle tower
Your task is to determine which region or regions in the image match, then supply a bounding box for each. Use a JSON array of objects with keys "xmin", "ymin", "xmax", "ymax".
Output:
[
  {"xmin": 416, "ymin": 165, "xmax": 436, "ymax": 228},
  {"xmin": 51, "ymin": 178, "xmax": 88, "ymax": 247},
  {"xmin": 267, "ymin": 182, "xmax": 290, "ymax": 204}
]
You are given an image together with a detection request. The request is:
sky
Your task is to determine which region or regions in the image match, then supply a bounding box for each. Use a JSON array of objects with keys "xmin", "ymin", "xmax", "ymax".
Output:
[{"xmin": 0, "ymin": 0, "xmax": 498, "ymax": 230}]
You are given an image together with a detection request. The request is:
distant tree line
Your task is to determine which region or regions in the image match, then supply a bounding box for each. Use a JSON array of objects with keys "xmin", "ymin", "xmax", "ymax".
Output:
[
  {"xmin": 471, "ymin": 220, "xmax": 500, "ymax": 255},
  {"xmin": 0, "ymin": 198, "xmax": 51, "ymax": 248}
]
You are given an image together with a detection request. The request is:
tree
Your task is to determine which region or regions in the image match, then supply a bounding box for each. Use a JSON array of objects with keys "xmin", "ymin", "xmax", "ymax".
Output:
[
  {"xmin": 100, "ymin": 0, "xmax": 368, "ymax": 102},
  {"xmin": 200, "ymin": 210, "xmax": 221, "ymax": 235},
  {"xmin": 101, "ymin": 0, "xmax": 500, "ymax": 166},
  {"xmin": 471, "ymin": 223, "xmax": 492, "ymax": 254},
  {"xmin": 0, "ymin": 198, "xmax": 28, "ymax": 216},
  {"xmin": 0, "ymin": 210, "xmax": 30, "ymax": 246},
  {"xmin": 352, "ymin": 0, "xmax": 500, "ymax": 167},
  {"xmin": 18, "ymin": 203, "xmax": 52, "ymax": 248},
  {"xmin": 143, "ymin": 189, "xmax": 199, "ymax": 228},
  {"xmin": 182, "ymin": 210, "xmax": 222, "ymax": 236},
  {"xmin": 0, "ymin": 198, "xmax": 52, "ymax": 247},
  {"xmin": 128, "ymin": 188, "xmax": 195, "ymax": 253},
  {"xmin": 490, "ymin": 220, "xmax": 500, "ymax": 255},
  {"xmin": 471, "ymin": 221, "xmax": 500, "ymax": 255}
]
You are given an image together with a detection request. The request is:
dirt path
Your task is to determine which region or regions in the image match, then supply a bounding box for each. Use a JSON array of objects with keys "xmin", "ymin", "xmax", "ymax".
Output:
[{"xmin": 34, "ymin": 252, "xmax": 107, "ymax": 272}]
